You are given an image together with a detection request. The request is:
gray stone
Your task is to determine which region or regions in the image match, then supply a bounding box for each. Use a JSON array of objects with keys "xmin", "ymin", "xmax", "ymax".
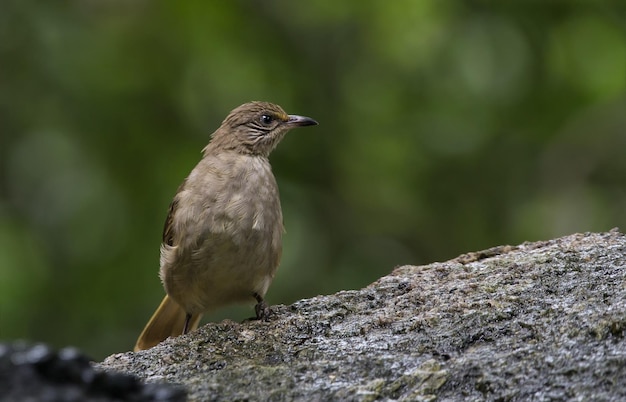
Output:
[{"xmin": 97, "ymin": 230, "xmax": 626, "ymax": 401}]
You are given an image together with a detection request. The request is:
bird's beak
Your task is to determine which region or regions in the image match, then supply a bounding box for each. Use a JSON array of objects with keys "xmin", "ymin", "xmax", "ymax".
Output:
[{"xmin": 287, "ymin": 115, "xmax": 318, "ymax": 127}]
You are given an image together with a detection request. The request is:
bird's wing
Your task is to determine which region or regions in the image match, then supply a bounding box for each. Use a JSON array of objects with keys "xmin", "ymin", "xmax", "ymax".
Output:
[{"xmin": 162, "ymin": 178, "xmax": 188, "ymax": 247}]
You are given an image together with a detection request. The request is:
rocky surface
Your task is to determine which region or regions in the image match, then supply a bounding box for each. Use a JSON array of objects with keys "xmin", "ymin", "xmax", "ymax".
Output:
[
  {"xmin": 98, "ymin": 230, "xmax": 626, "ymax": 401},
  {"xmin": 0, "ymin": 341, "xmax": 185, "ymax": 401}
]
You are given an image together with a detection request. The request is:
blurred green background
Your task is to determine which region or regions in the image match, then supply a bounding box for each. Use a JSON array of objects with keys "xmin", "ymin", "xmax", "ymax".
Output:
[{"xmin": 2, "ymin": 1, "xmax": 626, "ymax": 360}]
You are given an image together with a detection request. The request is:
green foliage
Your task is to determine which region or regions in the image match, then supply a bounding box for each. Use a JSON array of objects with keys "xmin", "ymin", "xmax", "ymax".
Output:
[{"xmin": 1, "ymin": 1, "xmax": 625, "ymax": 359}]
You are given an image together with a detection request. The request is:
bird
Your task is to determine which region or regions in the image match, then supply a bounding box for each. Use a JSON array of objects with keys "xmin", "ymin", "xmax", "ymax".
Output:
[{"xmin": 134, "ymin": 101, "xmax": 318, "ymax": 351}]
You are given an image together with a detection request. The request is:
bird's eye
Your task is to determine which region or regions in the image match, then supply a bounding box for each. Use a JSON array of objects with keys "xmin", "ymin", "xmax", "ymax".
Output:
[{"xmin": 260, "ymin": 114, "xmax": 273, "ymax": 125}]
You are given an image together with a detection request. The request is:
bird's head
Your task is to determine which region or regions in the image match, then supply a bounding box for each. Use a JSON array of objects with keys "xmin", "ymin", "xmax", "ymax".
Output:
[{"xmin": 206, "ymin": 101, "xmax": 318, "ymax": 157}]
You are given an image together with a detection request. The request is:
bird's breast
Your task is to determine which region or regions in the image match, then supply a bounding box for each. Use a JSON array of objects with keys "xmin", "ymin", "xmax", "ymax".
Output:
[{"xmin": 220, "ymin": 156, "xmax": 282, "ymax": 236}]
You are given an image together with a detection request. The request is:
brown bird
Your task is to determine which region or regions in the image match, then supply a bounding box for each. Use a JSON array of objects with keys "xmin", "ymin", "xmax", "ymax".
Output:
[{"xmin": 134, "ymin": 101, "xmax": 317, "ymax": 351}]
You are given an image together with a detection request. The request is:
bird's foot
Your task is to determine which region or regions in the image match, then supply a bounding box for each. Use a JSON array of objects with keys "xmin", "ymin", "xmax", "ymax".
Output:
[{"xmin": 253, "ymin": 292, "xmax": 272, "ymax": 321}]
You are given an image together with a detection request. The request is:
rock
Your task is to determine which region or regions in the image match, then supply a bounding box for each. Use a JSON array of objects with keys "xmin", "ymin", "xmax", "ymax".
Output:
[
  {"xmin": 97, "ymin": 230, "xmax": 626, "ymax": 401},
  {"xmin": 0, "ymin": 341, "xmax": 185, "ymax": 401}
]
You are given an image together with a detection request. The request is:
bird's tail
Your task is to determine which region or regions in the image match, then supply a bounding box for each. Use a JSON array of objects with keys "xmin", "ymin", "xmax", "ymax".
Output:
[{"xmin": 134, "ymin": 295, "xmax": 202, "ymax": 351}]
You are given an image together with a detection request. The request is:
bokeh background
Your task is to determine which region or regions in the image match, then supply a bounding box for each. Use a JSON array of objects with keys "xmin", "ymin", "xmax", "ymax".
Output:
[{"xmin": 2, "ymin": 1, "xmax": 626, "ymax": 360}]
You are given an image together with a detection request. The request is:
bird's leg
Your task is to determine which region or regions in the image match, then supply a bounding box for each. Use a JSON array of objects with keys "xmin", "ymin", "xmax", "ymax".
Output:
[
  {"xmin": 253, "ymin": 292, "xmax": 271, "ymax": 321},
  {"xmin": 182, "ymin": 313, "xmax": 192, "ymax": 335}
]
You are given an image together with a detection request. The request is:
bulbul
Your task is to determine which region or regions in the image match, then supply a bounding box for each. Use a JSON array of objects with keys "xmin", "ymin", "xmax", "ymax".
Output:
[{"xmin": 134, "ymin": 101, "xmax": 317, "ymax": 351}]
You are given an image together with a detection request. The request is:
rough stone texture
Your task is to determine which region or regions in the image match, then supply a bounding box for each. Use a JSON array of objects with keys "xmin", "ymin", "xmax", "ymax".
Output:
[{"xmin": 97, "ymin": 230, "xmax": 626, "ymax": 401}]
